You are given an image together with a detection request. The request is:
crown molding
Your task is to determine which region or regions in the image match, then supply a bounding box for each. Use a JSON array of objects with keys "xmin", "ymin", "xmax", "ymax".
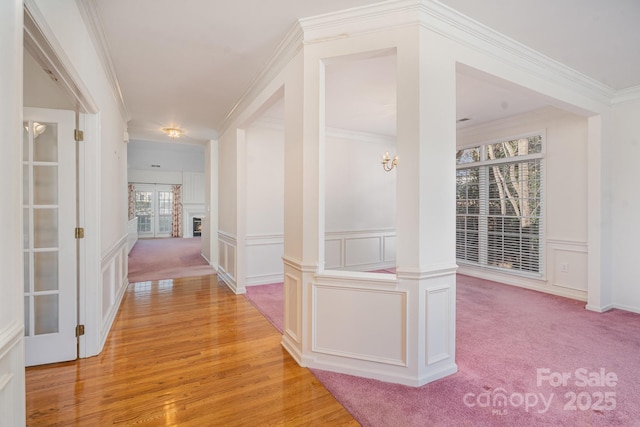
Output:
[
  {"xmin": 299, "ymin": 0, "xmax": 420, "ymax": 43},
  {"xmin": 325, "ymin": 127, "xmax": 395, "ymax": 143},
  {"xmin": 224, "ymin": 0, "xmax": 624, "ymax": 139},
  {"xmin": 249, "ymin": 116, "xmax": 396, "ymax": 143},
  {"xmin": 300, "ymin": 0, "xmax": 615, "ymax": 106},
  {"xmin": 220, "ymin": 22, "xmax": 304, "ymax": 134},
  {"xmin": 417, "ymin": 1, "xmax": 615, "ymax": 106},
  {"xmin": 75, "ymin": 0, "xmax": 128, "ymax": 122},
  {"xmin": 612, "ymin": 85, "xmax": 640, "ymax": 105}
]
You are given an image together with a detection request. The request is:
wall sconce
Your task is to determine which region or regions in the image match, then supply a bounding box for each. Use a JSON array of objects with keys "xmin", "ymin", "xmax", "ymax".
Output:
[
  {"xmin": 162, "ymin": 127, "xmax": 183, "ymax": 139},
  {"xmin": 25, "ymin": 122, "xmax": 47, "ymax": 138},
  {"xmin": 381, "ymin": 151, "xmax": 398, "ymax": 172}
]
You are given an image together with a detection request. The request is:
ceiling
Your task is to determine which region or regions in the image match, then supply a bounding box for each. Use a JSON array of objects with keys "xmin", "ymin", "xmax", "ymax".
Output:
[{"xmin": 87, "ymin": 0, "xmax": 640, "ymax": 144}]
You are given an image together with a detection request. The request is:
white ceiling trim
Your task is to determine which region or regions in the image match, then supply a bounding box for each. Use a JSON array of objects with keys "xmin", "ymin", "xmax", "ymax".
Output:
[
  {"xmin": 221, "ymin": 23, "xmax": 304, "ymax": 134},
  {"xmin": 250, "ymin": 116, "xmax": 396, "ymax": 144},
  {"xmin": 223, "ymin": 0, "xmax": 622, "ymax": 140},
  {"xmin": 299, "ymin": 0, "xmax": 616, "ymax": 105},
  {"xmin": 612, "ymin": 85, "xmax": 640, "ymax": 106},
  {"xmin": 75, "ymin": 0, "xmax": 128, "ymax": 122},
  {"xmin": 416, "ymin": 0, "xmax": 615, "ymax": 105},
  {"xmin": 299, "ymin": 0, "xmax": 420, "ymax": 42}
]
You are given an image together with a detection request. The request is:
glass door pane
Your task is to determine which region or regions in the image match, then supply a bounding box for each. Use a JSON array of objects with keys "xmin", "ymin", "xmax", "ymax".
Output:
[
  {"xmin": 157, "ymin": 190, "xmax": 174, "ymax": 235},
  {"xmin": 135, "ymin": 190, "xmax": 153, "ymax": 235},
  {"xmin": 23, "ymin": 120, "xmax": 60, "ymax": 337}
]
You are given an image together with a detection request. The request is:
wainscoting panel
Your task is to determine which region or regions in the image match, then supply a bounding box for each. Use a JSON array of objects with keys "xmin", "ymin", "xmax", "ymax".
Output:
[
  {"xmin": 345, "ymin": 237, "xmax": 382, "ymax": 267},
  {"xmin": 218, "ymin": 232, "xmax": 237, "ymax": 291},
  {"xmin": 100, "ymin": 235, "xmax": 129, "ymax": 352},
  {"xmin": 246, "ymin": 235, "xmax": 284, "ymax": 286},
  {"xmin": 284, "ymin": 273, "xmax": 301, "ymax": 342},
  {"xmin": 324, "ymin": 239, "xmax": 342, "ymax": 270},
  {"xmin": 425, "ymin": 286, "xmax": 451, "ymax": 365},
  {"xmin": 312, "ymin": 284, "xmax": 407, "ymax": 366},
  {"xmin": 549, "ymin": 240, "xmax": 588, "ymax": 293},
  {"xmin": 383, "ymin": 235, "xmax": 397, "ymax": 263},
  {"xmin": 0, "ymin": 322, "xmax": 24, "ymax": 427},
  {"xmin": 325, "ymin": 229, "xmax": 396, "ymax": 271}
]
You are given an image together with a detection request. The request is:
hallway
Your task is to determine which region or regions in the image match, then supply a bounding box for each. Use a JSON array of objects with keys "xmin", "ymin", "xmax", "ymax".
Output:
[{"xmin": 25, "ymin": 275, "xmax": 357, "ymax": 426}]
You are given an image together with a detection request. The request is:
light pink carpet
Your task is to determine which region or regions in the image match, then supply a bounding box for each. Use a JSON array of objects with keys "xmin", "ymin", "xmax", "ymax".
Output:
[
  {"xmin": 128, "ymin": 237, "xmax": 215, "ymax": 283},
  {"xmin": 244, "ymin": 274, "xmax": 640, "ymax": 426}
]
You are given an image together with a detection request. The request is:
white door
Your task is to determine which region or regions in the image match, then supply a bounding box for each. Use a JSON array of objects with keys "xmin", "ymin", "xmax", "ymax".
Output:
[
  {"xmin": 135, "ymin": 184, "xmax": 174, "ymax": 238},
  {"xmin": 23, "ymin": 107, "xmax": 77, "ymax": 366}
]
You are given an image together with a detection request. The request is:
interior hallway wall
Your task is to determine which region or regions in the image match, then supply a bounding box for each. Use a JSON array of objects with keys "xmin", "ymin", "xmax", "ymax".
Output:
[{"xmin": 0, "ymin": 1, "xmax": 26, "ymax": 424}]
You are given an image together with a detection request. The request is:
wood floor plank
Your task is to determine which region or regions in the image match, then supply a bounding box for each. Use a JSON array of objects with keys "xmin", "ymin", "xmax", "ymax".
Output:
[{"xmin": 26, "ymin": 275, "xmax": 359, "ymax": 426}]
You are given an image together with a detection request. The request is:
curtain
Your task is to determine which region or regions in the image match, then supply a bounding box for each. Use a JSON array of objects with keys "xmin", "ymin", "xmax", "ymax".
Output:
[
  {"xmin": 172, "ymin": 184, "xmax": 182, "ymax": 237},
  {"xmin": 128, "ymin": 183, "xmax": 135, "ymax": 220}
]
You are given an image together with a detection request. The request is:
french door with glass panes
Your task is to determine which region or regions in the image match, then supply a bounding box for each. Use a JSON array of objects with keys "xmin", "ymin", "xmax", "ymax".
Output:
[
  {"xmin": 134, "ymin": 184, "xmax": 174, "ymax": 238},
  {"xmin": 23, "ymin": 108, "xmax": 77, "ymax": 366}
]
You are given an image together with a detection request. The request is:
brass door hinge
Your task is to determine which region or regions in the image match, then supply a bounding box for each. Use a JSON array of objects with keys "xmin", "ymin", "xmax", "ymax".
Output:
[
  {"xmin": 75, "ymin": 325, "xmax": 85, "ymax": 337},
  {"xmin": 75, "ymin": 227, "xmax": 85, "ymax": 239},
  {"xmin": 74, "ymin": 129, "xmax": 84, "ymax": 142}
]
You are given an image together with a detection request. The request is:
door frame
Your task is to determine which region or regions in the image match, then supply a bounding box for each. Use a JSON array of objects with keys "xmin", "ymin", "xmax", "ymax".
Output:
[
  {"xmin": 134, "ymin": 184, "xmax": 175, "ymax": 238},
  {"xmin": 24, "ymin": 2, "xmax": 100, "ymax": 359}
]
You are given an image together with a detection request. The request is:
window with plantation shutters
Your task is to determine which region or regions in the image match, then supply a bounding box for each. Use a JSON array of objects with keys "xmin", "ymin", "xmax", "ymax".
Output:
[{"xmin": 456, "ymin": 135, "xmax": 543, "ymax": 275}]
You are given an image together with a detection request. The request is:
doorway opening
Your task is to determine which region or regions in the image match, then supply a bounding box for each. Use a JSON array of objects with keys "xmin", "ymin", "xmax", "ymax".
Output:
[{"xmin": 133, "ymin": 184, "xmax": 175, "ymax": 238}]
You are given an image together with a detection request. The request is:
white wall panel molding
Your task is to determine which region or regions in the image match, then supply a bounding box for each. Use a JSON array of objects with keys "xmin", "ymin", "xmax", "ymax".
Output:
[
  {"xmin": 548, "ymin": 240, "xmax": 588, "ymax": 294},
  {"xmin": 458, "ymin": 264, "xmax": 586, "ymax": 302},
  {"xmin": 316, "ymin": 270, "xmax": 397, "ymax": 288},
  {"xmin": 98, "ymin": 234, "xmax": 128, "ymax": 353},
  {"xmin": 282, "ymin": 255, "xmax": 317, "ymax": 274},
  {"xmin": 0, "ymin": 322, "xmax": 23, "ymax": 361},
  {"xmin": 395, "ymin": 265, "xmax": 458, "ymax": 280},
  {"xmin": 425, "ymin": 285, "xmax": 452, "ymax": 365},
  {"xmin": 182, "ymin": 172, "xmax": 205, "ymax": 203},
  {"xmin": 217, "ymin": 232, "xmax": 238, "ymax": 293},
  {"xmin": 325, "ymin": 229, "xmax": 397, "ymax": 271},
  {"xmin": 0, "ymin": 322, "xmax": 23, "ymax": 427},
  {"xmin": 246, "ymin": 234, "xmax": 285, "ymax": 246},
  {"xmin": 281, "ymin": 267, "xmax": 305, "ymax": 366},
  {"xmin": 312, "ymin": 284, "xmax": 408, "ymax": 366}
]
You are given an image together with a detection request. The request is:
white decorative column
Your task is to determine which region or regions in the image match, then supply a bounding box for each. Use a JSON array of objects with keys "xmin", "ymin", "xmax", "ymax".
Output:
[
  {"xmin": 281, "ymin": 52, "xmax": 314, "ymax": 363},
  {"xmin": 394, "ymin": 29, "xmax": 458, "ymax": 384}
]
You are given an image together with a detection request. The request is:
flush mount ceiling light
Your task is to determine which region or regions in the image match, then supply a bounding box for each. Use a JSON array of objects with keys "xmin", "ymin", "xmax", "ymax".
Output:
[{"xmin": 162, "ymin": 127, "xmax": 183, "ymax": 139}]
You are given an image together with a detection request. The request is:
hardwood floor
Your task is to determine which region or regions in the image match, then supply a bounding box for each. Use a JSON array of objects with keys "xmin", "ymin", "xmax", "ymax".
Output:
[{"xmin": 26, "ymin": 275, "xmax": 358, "ymax": 426}]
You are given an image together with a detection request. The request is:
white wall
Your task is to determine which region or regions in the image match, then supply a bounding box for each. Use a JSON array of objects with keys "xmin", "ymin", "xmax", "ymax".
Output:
[
  {"xmin": 245, "ymin": 122, "xmax": 285, "ymax": 285},
  {"xmin": 127, "ymin": 140, "xmax": 205, "ymax": 173},
  {"xmin": 611, "ymin": 99, "xmax": 640, "ymax": 313},
  {"xmin": 0, "ymin": 1, "xmax": 26, "ymax": 424},
  {"xmin": 325, "ymin": 129, "xmax": 397, "ymax": 271},
  {"xmin": 457, "ymin": 107, "xmax": 589, "ymax": 299}
]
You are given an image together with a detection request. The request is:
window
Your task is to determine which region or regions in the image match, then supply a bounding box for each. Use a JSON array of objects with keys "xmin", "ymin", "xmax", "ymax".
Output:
[{"xmin": 456, "ymin": 135, "xmax": 543, "ymax": 275}]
